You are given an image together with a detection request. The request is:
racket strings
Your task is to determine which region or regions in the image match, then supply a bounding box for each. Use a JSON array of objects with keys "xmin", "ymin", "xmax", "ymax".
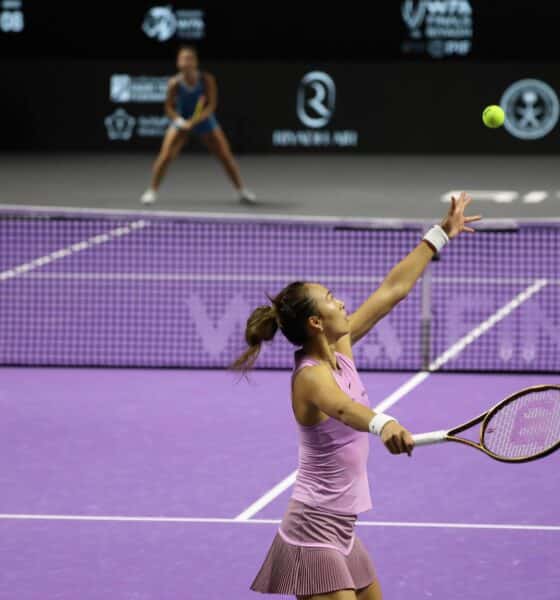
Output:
[{"xmin": 483, "ymin": 389, "xmax": 560, "ymax": 459}]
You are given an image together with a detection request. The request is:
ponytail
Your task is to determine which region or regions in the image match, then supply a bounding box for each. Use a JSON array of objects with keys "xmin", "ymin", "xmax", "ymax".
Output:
[
  {"xmin": 230, "ymin": 304, "xmax": 278, "ymax": 373},
  {"xmin": 230, "ymin": 281, "xmax": 316, "ymax": 375}
]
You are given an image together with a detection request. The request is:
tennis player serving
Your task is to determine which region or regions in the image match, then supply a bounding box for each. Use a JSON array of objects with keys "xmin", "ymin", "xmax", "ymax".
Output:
[
  {"xmin": 234, "ymin": 192, "xmax": 481, "ymax": 600},
  {"xmin": 140, "ymin": 46, "xmax": 255, "ymax": 205}
]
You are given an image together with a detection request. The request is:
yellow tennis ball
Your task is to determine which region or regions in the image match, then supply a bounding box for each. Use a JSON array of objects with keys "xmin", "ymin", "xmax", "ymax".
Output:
[{"xmin": 482, "ymin": 105, "xmax": 505, "ymax": 128}]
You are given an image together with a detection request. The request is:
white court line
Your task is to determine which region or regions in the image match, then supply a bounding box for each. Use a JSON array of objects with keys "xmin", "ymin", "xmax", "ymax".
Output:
[
  {"xmin": 234, "ymin": 279, "xmax": 549, "ymax": 521},
  {"xmin": 233, "ymin": 371, "xmax": 429, "ymax": 521},
  {"xmin": 428, "ymin": 279, "xmax": 547, "ymax": 371},
  {"xmin": 0, "ymin": 220, "xmax": 148, "ymax": 282},
  {"xmin": 233, "ymin": 472, "xmax": 300, "ymax": 522},
  {"xmin": 0, "ymin": 513, "xmax": 558, "ymax": 532},
  {"xmin": 373, "ymin": 372, "xmax": 430, "ymax": 413},
  {"xmin": 2, "ymin": 202, "xmax": 560, "ymax": 225}
]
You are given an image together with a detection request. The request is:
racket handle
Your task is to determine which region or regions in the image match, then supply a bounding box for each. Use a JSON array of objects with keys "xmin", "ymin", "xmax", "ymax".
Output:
[{"xmin": 412, "ymin": 430, "xmax": 448, "ymax": 446}]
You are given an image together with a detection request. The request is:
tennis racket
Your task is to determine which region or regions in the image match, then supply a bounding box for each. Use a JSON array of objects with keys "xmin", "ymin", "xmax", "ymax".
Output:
[
  {"xmin": 412, "ymin": 385, "xmax": 560, "ymax": 463},
  {"xmin": 192, "ymin": 95, "xmax": 206, "ymax": 121}
]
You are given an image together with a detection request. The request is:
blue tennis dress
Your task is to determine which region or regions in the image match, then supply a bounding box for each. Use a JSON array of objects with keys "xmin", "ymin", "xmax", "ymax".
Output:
[{"xmin": 174, "ymin": 73, "xmax": 219, "ymax": 135}]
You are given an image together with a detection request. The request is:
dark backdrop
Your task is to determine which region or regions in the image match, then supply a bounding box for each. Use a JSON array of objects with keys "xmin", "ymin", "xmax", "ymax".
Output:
[
  {"xmin": 1, "ymin": 1, "xmax": 559, "ymax": 152},
  {"xmin": 2, "ymin": 1, "xmax": 560, "ymax": 61}
]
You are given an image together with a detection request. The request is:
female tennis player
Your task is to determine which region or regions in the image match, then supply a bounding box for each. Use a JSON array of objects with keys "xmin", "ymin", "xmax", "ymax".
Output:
[
  {"xmin": 140, "ymin": 46, "xmax": 255, "ymax": 205},
  {"xmin": 234, "ymin": 193, "xmax": 480, "ymax": 600}
]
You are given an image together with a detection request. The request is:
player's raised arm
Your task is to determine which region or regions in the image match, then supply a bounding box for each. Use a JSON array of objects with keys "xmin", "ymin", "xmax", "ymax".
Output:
[{"xmin": 348, "ymin": 192, "xmax": 481, "ymax": 345}]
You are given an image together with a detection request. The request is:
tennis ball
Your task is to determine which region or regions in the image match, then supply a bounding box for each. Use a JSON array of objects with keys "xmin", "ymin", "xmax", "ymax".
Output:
[{"xmin": 482, "ymin": 105, "xmax": 505, "ymax": 128}]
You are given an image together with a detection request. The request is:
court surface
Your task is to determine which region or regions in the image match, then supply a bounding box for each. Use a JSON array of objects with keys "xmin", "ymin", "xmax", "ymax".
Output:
[
  {"xmin": 0, "ymin": 153, "xmax": 558, "ymax": 600},
  {"xmin": 0, "ymin": 369, "xmax": 558, "ymax": 599},
  {"xmin": 1, "ymin": 153, "xmax": 559, "ymax": 219}
]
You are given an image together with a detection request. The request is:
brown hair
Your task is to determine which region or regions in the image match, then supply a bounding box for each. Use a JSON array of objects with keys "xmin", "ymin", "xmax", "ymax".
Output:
[
  {"xmin": 230, "ymin": 281, "xmax": 318, "ymax": 373},
  {"xmin": 177, "ymin": 45, "xmax": 198, "ymax": 57}
]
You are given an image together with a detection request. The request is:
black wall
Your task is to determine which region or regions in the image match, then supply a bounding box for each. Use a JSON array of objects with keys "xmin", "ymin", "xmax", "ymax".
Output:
[{"xmin": 1, "ymin": 60, "xmax": 559, "ymax": 153}]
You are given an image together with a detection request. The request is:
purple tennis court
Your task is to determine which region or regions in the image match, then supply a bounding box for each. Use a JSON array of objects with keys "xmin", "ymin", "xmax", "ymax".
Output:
[
  {"xmin": 0, "ymin": 206, "xmax": 558, "ymax": 599},
  {"xmin": 1, "ymin": 369, "xmax": 559, "ymax": 599},
  {"xmin": 4, "ymin": 5, "xmax": 560, "ymax": 598}
]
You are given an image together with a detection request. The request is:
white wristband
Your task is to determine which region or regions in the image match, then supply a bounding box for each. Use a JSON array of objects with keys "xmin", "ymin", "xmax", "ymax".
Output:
[
  {"xmin": 423, "ymin": 225, "xmax": 449, "ymax": 253},
  {"xmin": 368, "ymin": 413, "xmax": 398, "ymax": 436},
  {"xmin": 174, "ymin": 117, "xmax": 186, "ymax": 128}
]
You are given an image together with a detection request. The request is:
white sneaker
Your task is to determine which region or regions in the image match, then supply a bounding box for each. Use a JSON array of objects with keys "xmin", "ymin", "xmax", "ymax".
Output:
[
  {"xmin": 238, "ymin": 188, "xmax": 257, "ymax": 204},
  {"xmin": 140, "ymin": 189, "xmax": 158, "ymax": 205}
]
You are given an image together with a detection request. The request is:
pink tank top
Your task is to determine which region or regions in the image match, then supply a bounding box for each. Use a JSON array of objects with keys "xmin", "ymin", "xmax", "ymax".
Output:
[{"xmin": 290, "ymin": 349, "xmax": 372, "ymax": 515}]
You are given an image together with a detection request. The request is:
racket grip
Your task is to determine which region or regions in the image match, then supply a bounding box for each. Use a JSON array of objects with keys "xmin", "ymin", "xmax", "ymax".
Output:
[{"xmin": 412, "ymin": 430, "xmax": 448, "ymax": 446}]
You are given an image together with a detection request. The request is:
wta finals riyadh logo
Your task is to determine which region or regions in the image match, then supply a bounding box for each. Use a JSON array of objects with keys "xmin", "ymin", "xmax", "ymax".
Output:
[
  {"xmin": 500, "ymin": 79, "xmax": 560, "ymax": 140},
  {"xmin": 401, "ymin": 0, "xmax": 472, "ymax": 58},
  {"xmin": 401, "ymin": 0, "xmax": 428, "ymax": 32}
]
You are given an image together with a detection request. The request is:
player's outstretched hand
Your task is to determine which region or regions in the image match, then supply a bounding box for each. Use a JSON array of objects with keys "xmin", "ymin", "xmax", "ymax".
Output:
[
  {"xmin": 440, "ymin": 191, "xmax": 482, "ymax": 239},
  {"xmin": 381, "ymin": 421, "xmax": 415, "ymax": 456}
]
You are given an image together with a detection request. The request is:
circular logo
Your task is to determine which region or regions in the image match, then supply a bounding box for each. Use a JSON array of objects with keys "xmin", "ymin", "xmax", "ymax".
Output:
[
  {"xmin": 297, "ymin": 72, "xmax": 336, "ymax": 129},
  {"xmin": 500, "ymin": 79, "xmax": 560, "ymax": 140},
  {"xmin": 142, "ymin": 7, "xmax": 177, "ymax": 42}
]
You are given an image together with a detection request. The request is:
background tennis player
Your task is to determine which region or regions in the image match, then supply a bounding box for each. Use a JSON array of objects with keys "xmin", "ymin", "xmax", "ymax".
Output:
[{"xmin": 140, "ymin": 46, "xmax": 256, "ymax": 205}]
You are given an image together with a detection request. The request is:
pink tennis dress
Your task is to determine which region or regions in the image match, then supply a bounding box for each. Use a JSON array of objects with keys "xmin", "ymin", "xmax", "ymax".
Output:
[{"xmin": 250, "ymin": 350, "xmax": 377, "ymax": 596}]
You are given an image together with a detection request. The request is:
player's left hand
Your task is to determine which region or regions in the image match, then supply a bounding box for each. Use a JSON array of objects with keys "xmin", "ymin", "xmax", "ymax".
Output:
[{"xmin": 440, "ymin": 191, "xmax": 482, "ymax": 239}]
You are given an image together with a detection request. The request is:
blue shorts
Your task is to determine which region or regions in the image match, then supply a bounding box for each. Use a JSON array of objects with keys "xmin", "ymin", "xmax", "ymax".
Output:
[{"xmin": 173, "ymin": 114, "xmax": 219, "ymax": 135}]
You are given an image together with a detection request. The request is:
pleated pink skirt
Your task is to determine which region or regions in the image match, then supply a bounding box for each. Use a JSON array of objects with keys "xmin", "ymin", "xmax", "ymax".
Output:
[{"xmin": 250, "ymin": 499, "xmax": 377, "ymax": 596}]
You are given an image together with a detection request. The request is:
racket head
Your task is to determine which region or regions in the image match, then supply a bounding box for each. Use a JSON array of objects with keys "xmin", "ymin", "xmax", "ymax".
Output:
[{"xmin": 481, "ymin": 385, "xmax": 560, "ymax": 463}]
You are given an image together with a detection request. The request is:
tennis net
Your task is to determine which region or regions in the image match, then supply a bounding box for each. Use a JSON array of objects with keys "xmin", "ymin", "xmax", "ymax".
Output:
[{"xmin": 1, "ymin": 208, "xmax": 558, "ymax": 372}]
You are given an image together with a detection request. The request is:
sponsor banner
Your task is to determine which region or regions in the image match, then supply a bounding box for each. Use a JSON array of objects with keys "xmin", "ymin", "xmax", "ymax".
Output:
[
  {"xmin": 271, "ymin": 71, "xmax": 359, "ymax": 149},
  {"xmin": 110, "ymin": 75, "xmax": 168, "ymax": 103},
  {"xmin": 401, "ymin": 0, "xmax": 473, "ymax": 58},
  {"xmin": 105, "ymin": 108, "xmax": 170, "ymax": 140},
  {"xmin": 2, "ymin": 59, "xmax": 560, "ymax": 152}
]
